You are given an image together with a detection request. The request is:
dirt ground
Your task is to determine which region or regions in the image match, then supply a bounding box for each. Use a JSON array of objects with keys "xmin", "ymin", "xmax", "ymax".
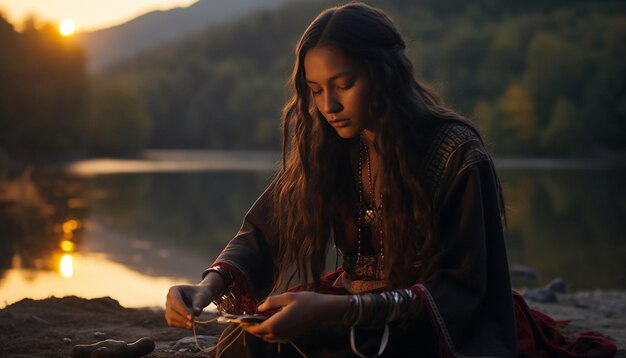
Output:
[
  {"xmin": 0, "ymin": 296, "xmax": 223, "ymax": 358},
  {"xmin": 0, "ymin": 293, "xmax": 624, "ymax": 357}
]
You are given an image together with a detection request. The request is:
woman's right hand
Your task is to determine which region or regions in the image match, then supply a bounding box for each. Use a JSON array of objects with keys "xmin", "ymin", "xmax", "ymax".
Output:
[{"xmin": 165, "ymin": 271, "xmax": 224, "ymax": 329}]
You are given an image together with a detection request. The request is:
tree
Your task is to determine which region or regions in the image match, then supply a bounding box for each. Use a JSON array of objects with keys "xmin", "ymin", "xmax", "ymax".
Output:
[
  {"xmin": 499, "ymin": 83, "xmax": 537, "ymax": 144},
  {"xmin": 523, "ymin": 32, "xmax": 589, "ymax": 130},
  {"xmin": 99, "ymin": 0, "xmax": 626, "ymax": 156},
  {"xmin": 89, "ymin": 78, "xmax": 151, "ymax": 155},
  {"xmin": 581, "ymin": 17, "xmax": 626, "ymax": 151},
  {"xmin": 541, "ymin": 98, "xmax": 583, "ymax": 154},
  {"xmin": 0, "ymin": 15, "xmax": 89, "ymax": 157}
]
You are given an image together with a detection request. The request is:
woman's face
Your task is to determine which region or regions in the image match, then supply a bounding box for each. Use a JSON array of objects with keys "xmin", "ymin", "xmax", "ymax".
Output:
[{"xmin": 304, "ymin": 45, "xmax": 376, "ymax": 139}]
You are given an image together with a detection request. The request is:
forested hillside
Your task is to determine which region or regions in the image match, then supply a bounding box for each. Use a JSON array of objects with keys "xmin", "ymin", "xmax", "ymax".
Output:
[
  {"xmin": 1, "ymin": 0, "xmax": 624, "ymax": 160},
  {"xmin": 103, "ymin": 0, "xmax": 626, "ymax": 155},
  {"xmin": 77, "ymin": 0, "xmax": 292, "ymax": 73}
]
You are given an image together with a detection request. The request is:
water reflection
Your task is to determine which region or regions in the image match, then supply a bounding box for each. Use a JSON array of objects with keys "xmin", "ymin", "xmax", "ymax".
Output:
[
  {"xmin": 82, "ymin": 171, "xmax": 274, "ymax": 275},
  {"xmin": 0, "ymin": 156, "xmax": 275, "ymax": 307},
  {"xmin": 0, "ymin": 253, "xmax": 187, "ymax": 308},
  {"xmin": 66, "ymin": 150, "xmax": 279, "ymax": 176},
  {"xmin": 59, "ymin": 254, "xmax": 73, "ymax": 278},
  {"xmin": 0, "ymin": 155, "xmax": 624, "ymax": 308},
  {"xmin": 0, "ymin": 170, "xmax": 87, "ymax": 277},
  {"xmin": 502, "ymin": 168, "xmax": 626, "ymax": 290},
  {"xmin": 61, "ymin": 240, "xmax": 76, "ymax": 252}
]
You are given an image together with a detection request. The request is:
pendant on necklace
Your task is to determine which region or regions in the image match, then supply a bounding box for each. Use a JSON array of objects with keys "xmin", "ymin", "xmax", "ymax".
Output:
[{"xmin": 364, "ymin": 208, "xmax": 377, "ymax": 225}]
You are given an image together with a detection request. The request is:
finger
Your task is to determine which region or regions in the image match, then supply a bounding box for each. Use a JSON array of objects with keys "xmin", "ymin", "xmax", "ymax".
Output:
[
  {"xmin": 240, "ymin": 322, "xmax": 264, "ymax": 335},
  {"xmin": 192, "ymin": 305, "xmax": 203, "ymax": 316},
  {"xmin": 242, "ymin": 329, "xmax": 289, "ymax": 344},
  {"xmin": 164, "ymin": 309, "xmax": 192, "ymax": 328},
  {"xmin": 262, "ymin": 336, "xmax": 290, "ymax": 344},
  {"xmin": 239, "ymin": 320, "xmax": 274, "ymax": 338},
  {"xmin": 192, "ymin": 288, "xmax": 213, "ymax": 316},
  {"xmin": 164, "ymin": 304, "xmax": 188, "ymax": 325},
  {"xmin": 241, "ymin": 323, "xmax": 290, "ymax": 344},
  {"xmin": 257, "ymin": 293, "xmax": 291, "ymax": 312},
  {"xmin": 167, "ymin": 288, "xmax": 193, "ymax": 320}
]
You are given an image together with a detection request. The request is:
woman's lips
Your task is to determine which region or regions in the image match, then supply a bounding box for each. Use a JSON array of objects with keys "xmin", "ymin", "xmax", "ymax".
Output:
[{"xmin": 329, "ymin": 118, "xmax": 350, "ymax": 128}]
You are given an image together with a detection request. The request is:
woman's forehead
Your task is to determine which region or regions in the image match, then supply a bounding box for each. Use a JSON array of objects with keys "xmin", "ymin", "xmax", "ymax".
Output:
[{"xmin": 304, "ymin": 45, "xmax": 361, "ymax": 82}]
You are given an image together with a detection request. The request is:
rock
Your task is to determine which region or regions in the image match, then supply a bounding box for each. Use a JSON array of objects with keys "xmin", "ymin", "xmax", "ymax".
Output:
[
  {"xmin": 71, "ymin": 337, "xmax": 155, "ymax": 358},
  {"xmin": 172, "ymin": 336, "xmax": 195, "ymax": 347},
  {"xmin": 31, "ymin": 314, "xmax": 50, "ymax": 324},
  {"xmin": 523, "ymin": 288, "xmax": 557, "ymax": 303},
  {"xmin": 546, "ymin": 277, "xmax": 567, "ymax": 293},
  {"xmin": 91, "ymin": 297, "xmax": 123, "ymax": 309},
  {"xmin": 172, "ymin": 335, "xmax": 218, "ymax": 350},
  {"xmin": 573, "ymin": 300, "xmax": 590, "ymax": 309},
  {"xmin": 511, "ymin": 264, "xmax": 542, "ymax": 280}
]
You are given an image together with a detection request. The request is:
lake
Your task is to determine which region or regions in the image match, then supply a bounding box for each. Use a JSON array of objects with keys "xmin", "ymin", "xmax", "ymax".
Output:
[{"xmin": 1, "ymin": 151, "xmax": 624, "ymax": 308}]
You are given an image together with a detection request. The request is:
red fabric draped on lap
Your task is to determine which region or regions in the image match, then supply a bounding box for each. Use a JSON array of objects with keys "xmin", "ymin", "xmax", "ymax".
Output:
[{"xmin": 514, "ymin": 290, "xmax": 616, "ymax": 357}]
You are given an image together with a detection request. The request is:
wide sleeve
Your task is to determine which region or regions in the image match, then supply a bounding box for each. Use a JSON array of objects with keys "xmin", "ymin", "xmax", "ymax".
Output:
[
  {"xmin": 410, "ymin": 139, "xmax": 517, "ymax": 357},
  {"xmin": 202, "ymin": 180, "xmax": 277, "ymax": 314}
]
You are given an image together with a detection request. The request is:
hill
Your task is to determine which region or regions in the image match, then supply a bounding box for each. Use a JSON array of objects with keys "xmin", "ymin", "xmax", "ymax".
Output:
[
  {"xmin": 77, "ymin": 0, "xmax": 292, "ymax": 73},
  {"xmin": 102, "ymin": 0, "xmax": 626, "ymax": 155}
]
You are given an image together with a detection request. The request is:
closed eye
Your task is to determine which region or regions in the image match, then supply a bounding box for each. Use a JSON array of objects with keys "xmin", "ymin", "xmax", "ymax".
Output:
[{"xmin": 337, "ymin": 79, "xmax": 356, "ymax": 91}]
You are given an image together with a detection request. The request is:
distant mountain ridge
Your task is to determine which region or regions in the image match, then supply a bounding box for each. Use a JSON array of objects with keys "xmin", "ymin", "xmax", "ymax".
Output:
[{"xmin": 76, "ymin": 0, "xmax": 292, "ymax": 73}]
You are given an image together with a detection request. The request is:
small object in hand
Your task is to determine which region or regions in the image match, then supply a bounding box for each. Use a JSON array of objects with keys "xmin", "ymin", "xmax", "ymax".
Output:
[
  {"xmin": 71, "ymin": 337, "xmax": 155, "ymax": 358},
  {"xmin": 218, "ymin": 313, "xmax": 267, "ymax": 325}
]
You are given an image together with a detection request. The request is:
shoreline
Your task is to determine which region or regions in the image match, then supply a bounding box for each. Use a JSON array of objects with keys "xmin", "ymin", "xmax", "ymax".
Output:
[
  {"xmin": 3, "ymin": 151, "xmax": 626, "ymax": 177},
  {"xmin": 0, "ymin": 289, "xmax": 624, "ymax": 357}
]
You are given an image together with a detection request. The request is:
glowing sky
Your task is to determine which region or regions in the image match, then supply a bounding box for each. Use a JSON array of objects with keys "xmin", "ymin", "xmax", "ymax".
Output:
[{"xmin": 0, "ymin": 0, "xmax": 198, "ymax": 32}]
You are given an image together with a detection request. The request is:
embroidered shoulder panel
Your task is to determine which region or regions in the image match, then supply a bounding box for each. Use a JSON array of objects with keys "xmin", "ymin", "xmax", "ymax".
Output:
[{"xmin": 420, "ymin": 122, "xmax": 489, "ymax": 201}]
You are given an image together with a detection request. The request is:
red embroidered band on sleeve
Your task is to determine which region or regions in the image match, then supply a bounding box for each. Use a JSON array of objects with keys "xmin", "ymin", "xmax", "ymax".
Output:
[{"xmin": 209, "ymin": 262, "xmax": 259, "ymax": 315}]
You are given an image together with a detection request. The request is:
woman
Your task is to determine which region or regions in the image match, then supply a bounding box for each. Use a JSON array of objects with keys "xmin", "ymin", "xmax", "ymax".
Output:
[{"xmin": 165, "ymin": 3, "xmax": 616, "ymax": 357}]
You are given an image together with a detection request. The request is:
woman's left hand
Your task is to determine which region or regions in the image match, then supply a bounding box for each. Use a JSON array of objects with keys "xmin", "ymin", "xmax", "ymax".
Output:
[{"xmin": 241, "ymin": 291, "xmax": 349, "ymax": 343}]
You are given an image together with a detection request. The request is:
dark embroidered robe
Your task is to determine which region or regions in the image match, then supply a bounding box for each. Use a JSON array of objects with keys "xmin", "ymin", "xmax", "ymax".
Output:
[{"xmin": 204, "ymin": 122, "xmax": 616, "ymax": 357}]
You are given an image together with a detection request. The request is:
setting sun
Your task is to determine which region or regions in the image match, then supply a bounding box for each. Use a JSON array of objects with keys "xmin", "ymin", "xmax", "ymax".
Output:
[{"xmin": 59, "ymin": 19, "xmax": 76, "ymax": 36}]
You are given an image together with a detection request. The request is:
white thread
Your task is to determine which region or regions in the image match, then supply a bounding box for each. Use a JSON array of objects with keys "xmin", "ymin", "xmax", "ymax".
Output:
[
  {"xmin": 192, "ymin": 314, "xmax": 310, "ymax": 358},
  {"xmin": 291, "ymin": 341, "xmax": 310, "ymax": 357},
  {"xmin": 192, "ymin": 316, "xmax": 240, "ymax": 355},
  {"xmin": 217, "ymin": 329, "xmax": 244, "ymax": 358},
  {"xmin": 350, "ymin": 324, "xmax": 390, "ymax": 358}
]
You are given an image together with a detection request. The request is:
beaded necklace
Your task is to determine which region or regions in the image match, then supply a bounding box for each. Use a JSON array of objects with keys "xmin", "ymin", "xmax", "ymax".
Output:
[{"xmin": 357, "ymin": 134, "xmax": 385, "ymax": 278}]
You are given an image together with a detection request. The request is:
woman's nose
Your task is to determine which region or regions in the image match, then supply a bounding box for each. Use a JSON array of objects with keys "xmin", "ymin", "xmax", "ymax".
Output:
[{"xmin": 324, "ymin": 92, "xmax": 342, "ymax": 114}]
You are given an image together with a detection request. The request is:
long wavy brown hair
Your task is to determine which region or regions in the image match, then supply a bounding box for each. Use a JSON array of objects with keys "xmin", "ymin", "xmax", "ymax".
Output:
[{"xmin": 270, "ymin": 3, "xmax": 494, "ymax": 291}]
